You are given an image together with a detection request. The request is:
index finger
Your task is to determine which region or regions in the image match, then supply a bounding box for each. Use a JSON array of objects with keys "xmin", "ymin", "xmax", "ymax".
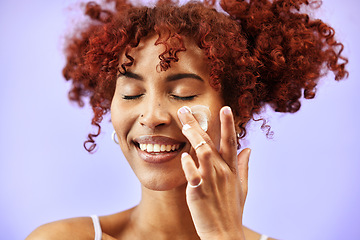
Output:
[
  {"xmin": 177, "ymin": 106, "xmax": 214, "ymax": 148},
  {"xmin": 177, "ymin": 106, "xmax": 216, "ymax": 172}
]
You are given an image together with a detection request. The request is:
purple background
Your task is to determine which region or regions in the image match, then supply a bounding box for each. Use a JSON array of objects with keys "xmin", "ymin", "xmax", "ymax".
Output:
[{"xmin": 0, "ymin": 0, "xmax": 359, "ymax": 239}]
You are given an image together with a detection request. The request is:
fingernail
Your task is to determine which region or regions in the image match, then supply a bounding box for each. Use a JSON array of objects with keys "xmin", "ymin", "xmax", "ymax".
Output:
[
  {"xmin": 181, "ymin": 152, "xmax": 189, "ymax": 158},
  {"xmin": 223, "ymin": 106, "xmax": 232, "ymax": 115},
  {"xmin": 183, "ymin": 124, "xmax": 191, "ymax": 131},
  {"xmin": 178, "ymin": 106, "xmax": 191, "ymax": 114}
]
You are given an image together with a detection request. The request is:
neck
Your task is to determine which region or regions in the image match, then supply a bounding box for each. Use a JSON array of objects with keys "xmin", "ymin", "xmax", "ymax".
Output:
[{"xmin": 127, "ymin": 184, "xmax": 200, "ymax": 240}]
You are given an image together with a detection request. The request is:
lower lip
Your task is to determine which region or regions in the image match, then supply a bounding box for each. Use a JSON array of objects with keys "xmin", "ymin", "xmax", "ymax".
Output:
[{"xmin": 136, "ymin": 147, "xmax": 182, "ymax": 164}]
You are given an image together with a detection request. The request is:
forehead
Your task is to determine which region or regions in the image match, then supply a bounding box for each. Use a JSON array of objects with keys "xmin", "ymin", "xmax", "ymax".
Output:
[{"xmin": 120, "ymin": 34, "xmax": 210, "ymax": 76}]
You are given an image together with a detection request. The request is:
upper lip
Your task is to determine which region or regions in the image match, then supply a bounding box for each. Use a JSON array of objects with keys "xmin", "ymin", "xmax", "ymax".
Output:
[{"xmin": 133, "ymin": 135, "xmax": 185, "ymax": 145}]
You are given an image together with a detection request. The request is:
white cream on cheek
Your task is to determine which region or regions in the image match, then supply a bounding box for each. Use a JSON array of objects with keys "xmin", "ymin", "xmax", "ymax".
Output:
[{"xmin": 189, "ymin": 105, "xmax": 211, "ymax": 132}]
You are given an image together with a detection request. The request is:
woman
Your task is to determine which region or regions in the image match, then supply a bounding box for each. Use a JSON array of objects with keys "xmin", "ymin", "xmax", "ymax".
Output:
[{"xmin": 26, "ymin": 0, "xmax": 347, "ymax": 239}]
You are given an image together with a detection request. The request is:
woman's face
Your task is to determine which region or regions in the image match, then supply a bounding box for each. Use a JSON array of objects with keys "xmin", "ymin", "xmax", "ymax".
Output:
[{"xmin": 111, "ymin": 35, "xmax": 225, "ymax": 191}]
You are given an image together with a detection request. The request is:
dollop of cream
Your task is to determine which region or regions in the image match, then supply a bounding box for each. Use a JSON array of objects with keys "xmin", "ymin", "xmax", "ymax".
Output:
[{"xmin": 190, "ymin": 105, "xmax": 211, "ymax": 132}]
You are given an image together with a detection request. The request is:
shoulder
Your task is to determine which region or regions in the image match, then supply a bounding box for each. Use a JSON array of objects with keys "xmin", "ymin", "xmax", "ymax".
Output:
[
  {"xmin": 97, "ymin": 208, "xmax": 134, "ymax": 237},
  {"xmin": 25, "ymin": 217, "xmax": 94, "ymax": 240},
  {"xmin": 25, "ymin": 208, "xmax": 135, "ymax": 240}
]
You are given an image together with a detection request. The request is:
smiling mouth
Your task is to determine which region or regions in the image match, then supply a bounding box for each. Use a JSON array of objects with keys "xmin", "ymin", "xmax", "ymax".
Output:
[{"xmin": 135, "ymin": 142, "xmax": 185, "ymax": 153}]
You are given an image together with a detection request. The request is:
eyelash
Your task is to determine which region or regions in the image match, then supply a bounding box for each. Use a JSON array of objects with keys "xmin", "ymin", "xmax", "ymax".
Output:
[
  {"xmin": 122, "ymin": 94, "xmax": 196, "ymax": 101},
  {"xmin": 171, "ymin": 95, "xmax": 197, "ymax": 101},
  {"xmin": 122, "ymin": 94, "xmax": 144, "ymax": 100}
]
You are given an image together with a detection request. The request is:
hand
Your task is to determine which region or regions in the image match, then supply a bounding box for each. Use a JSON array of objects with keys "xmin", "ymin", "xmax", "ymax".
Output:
[{"xmin": 177, "ymin": 106, "xmax": 250, "ymax": 240}]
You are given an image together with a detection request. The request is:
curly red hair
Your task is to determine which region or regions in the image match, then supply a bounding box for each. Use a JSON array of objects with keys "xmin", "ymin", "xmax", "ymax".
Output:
[{"xmin": 62, "ymin": 0, "xmax": 348, "ymax": 152}]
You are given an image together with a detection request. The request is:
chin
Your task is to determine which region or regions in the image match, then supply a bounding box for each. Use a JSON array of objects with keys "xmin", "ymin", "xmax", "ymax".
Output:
[{"xmin": 138, "ymin": 173, "xmax": 187, "ymax": 191}]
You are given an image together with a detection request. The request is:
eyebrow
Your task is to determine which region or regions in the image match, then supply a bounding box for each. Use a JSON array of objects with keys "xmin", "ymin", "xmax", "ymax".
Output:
[
  {"xmin": 167, "ymin": 73, "xmax": 204, "ymax": 82},
  {"xmin": 119, "ymin": 71, "xmax": 204, "ymax": 82},
  {"xmin": 119, "ymin": 71, "xmax": 143, "ymax": 80}
]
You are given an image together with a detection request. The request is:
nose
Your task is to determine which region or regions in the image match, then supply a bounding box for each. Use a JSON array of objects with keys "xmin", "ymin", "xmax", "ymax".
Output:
[{"xmin": 138, "ymin": 100, "xmax": 171, "ymax": 130}]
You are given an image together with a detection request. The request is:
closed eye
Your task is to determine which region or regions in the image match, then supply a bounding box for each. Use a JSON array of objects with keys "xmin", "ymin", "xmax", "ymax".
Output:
[
  {"xmin": 171, "ymin": 95, "xmax": 197, "ymax": 101},
  {"xmin": 122, "ymin": 94, "xmax": 144, "ymax": 100}
]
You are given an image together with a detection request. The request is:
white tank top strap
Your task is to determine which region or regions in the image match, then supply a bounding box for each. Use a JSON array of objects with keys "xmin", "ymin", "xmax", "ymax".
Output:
[
  {"xmin": 259, "ymin": 234, "xmax": 269, "ymax": 240},
  {"xmin": 90, "ymin": 215, "xmax": 102, "ymax": 240}
]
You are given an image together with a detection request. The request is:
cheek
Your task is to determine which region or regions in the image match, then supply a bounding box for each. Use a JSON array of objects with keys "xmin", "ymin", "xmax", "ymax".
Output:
[
  {"xmin": 111, "ymin": 101, "xmax": 133, "ymax": 143},
  {"xmin": 110, "ymin": 102, "xmax": 121, "ymax": 128},
  {"xmin": 207, "ymin": 110, "xmax": 222, "ymax": 149},
  {"xmin": 190, "ymin": 105, "xmax": 211, "ymax": 132},
  {"xmin": 207, "ymin": 99, "xmax": 224, "ymax": 148}
]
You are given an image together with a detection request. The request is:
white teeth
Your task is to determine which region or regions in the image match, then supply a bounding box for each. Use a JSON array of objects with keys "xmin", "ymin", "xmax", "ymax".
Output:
[
  {"xmin": 139, "ymin": 143, "xmax": 180, "ymax": 153},
  {"xmin": 166, "ymin": 145, "xmax": 172, "ymax": 151},
  {"xmin": 146, "ymin": 144, "xmax": 153, "ymax": 152},
  {"xmin": 160, "ymin": 145, "xmax": 166, "ymax": 151},
  {"xmin": 154, "ymin": 144, "xmax": 160, "ymax": 152},
  {"xmin": 140, "ymin": 144, "xmax": 147, "ymax": 151}
]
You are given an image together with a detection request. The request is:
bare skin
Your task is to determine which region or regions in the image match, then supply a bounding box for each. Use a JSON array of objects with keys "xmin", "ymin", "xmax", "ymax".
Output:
[
  {"xmin": 26, "ymin": 35, "xmax": 276, "ymax": 240},
  {"xmin": 26, "ymin": 209, "xmax": 274, "ymax": 240}
]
